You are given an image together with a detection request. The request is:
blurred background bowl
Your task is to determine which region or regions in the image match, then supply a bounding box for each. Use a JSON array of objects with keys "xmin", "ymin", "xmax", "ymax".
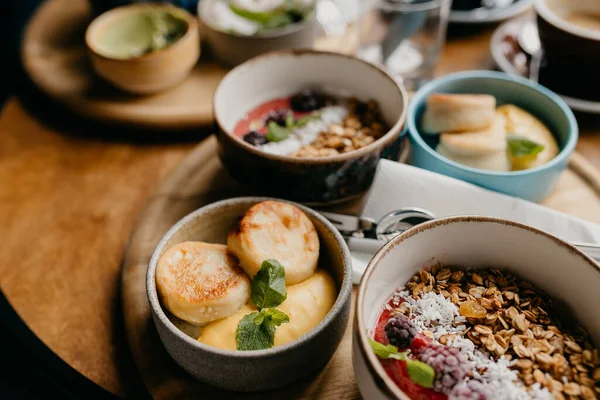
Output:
[
  {"xmin": 85, "ymin": 3, "xmax": 200, "ymax": 94},
  {"xmin": 407, "ymin": 70, "xmax": 578, "ymax": 202},
  {"xmin": 197, "ymin": 0, "xmax": 318, "ymax": 67}
]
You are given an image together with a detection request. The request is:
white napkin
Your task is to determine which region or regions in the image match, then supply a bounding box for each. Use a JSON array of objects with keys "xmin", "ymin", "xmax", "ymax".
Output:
[{"xmin": 349, "ymin": 159, "xmax": 600, "ymax": 283}]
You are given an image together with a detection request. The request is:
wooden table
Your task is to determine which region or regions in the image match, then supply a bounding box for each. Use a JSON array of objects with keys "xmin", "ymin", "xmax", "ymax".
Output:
[{"xmin": 1, "ymin": 21, "xmax": 599, "ymax": 399}]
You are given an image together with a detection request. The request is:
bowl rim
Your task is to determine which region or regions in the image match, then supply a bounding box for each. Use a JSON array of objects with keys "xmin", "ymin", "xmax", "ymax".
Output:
[
  {"xmin": 146, "ymin": 196, "xmax": 353, "ymax": 359},
  {"xmin": 534, "ymin": 0, "xmax": 600, "ymax": 42},
  {"xmin": 85, "ymin": 3, "xmax": 198, "ymax": 62},
  {"xmin": 197, "ymin": 0, "xmax": 317, "ymax": 39},
  {"xmin": 213, "ymin": 49, "xmax": 408, "ymax": 165},
  {"xmin": 355, "ymin": 215, "xmax": 600, "ymax": 400},
  {"xmin": 406, "ymin": 70, "xmax": 578, "ymax": 177}
]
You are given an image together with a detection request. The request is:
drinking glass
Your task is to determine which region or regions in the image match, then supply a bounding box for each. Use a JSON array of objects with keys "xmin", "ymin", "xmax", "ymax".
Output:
[{"xmin": 355, "ymin": 0, "xmax": 451, "ymax": 90}]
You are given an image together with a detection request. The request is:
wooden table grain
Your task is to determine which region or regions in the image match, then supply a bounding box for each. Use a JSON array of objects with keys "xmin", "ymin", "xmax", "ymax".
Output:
[{"xmin": 1, "ymin": 22, "xmax": 599, "ymax": 399}]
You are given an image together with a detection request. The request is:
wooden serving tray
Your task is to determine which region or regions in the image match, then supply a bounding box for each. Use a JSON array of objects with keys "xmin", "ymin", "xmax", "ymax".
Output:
[
  {"xmin": 21, "ymin": 0, "xmax": 356, "ymax": 131},
  {"xmin": 121, "ymin": 136, "xmax": 600, "ymax": 399}
]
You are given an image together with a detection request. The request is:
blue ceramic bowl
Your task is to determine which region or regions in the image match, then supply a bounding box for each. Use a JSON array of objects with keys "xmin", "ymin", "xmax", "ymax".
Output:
[{"xmin": 407, "ymin": 71, "xmax": 578, "ymax": 202}]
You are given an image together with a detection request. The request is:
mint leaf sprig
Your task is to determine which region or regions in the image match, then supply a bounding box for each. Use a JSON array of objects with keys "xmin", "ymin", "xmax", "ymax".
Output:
[
  {"xmin": 507, "ymin": 134, "xmax": 545, "ymax": 158},
  {"xmin": 369, "ymin": 337, "xmax": 435, "ymax": 389},
  {"xmin": 236, "ymin": 259, "xmax": 290, "ymax": 351},
  {"xmin": 265, "ymin": 111, "xmax": 322, "ymax": 142}
]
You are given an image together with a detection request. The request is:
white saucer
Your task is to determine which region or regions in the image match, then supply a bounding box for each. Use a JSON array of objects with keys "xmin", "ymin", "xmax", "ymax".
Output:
[
  {"xmin": 491, "ymin": 17, "xmax": 600, "ymax": 114},
  {"xmin": 449, "ymin": 0, "xmax": 532, "ymax": 24}
]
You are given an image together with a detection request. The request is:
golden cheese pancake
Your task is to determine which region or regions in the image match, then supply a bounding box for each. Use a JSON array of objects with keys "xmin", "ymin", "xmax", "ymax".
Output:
[
  {"xmin": 227, "ymin": 201, "xmax": 319, "ymax": 285},
  {"xmin": 421, "ymin": 93, "xmax": 496, "ymax": 134},
  {"xmin": 198, "ymin": 269, "xmax": 337, "ymax": 350},
  {"xmin": 438, "ymin": 113, "xmax": 507, "ymax": 157},
  {"xmin": 497, "ymin": 105, "xmax": 559, "ymax": 170},
  {"xmin": 156, "ymin": 242, "xmax": 250, "ymax": 325}
]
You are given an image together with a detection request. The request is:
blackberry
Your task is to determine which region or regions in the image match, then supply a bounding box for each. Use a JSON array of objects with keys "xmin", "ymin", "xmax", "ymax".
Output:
[
  {"xmin": 243, "ymin": 131, "xmax": 267, "ymax": 146},
  {"xmin": 290, "ymin": 90, "xmax": 326, "ymax": 112},
  {"xmin": 419, "ymin": 345, "xmax": 470, "ymax": 394},
  {"xmin": 264, "ymin": 108, "xmax": 291, "ymax": 127},
  {"xmin": 449, "ymin": 380, "xmax": 490, "ymax": 400},
  {"xmin": 384, "ymin": 315, "xmax": 416, "ymax": 348}
]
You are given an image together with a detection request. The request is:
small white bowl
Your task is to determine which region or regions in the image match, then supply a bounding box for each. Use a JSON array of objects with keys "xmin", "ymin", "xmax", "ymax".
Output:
[
  {"xmin": 198, "ymin": 0, "xmax": 318, "ymax": 66},
  {"xmin": 353, "ymin": 216, "xmax": 600, "ymax": 399}
]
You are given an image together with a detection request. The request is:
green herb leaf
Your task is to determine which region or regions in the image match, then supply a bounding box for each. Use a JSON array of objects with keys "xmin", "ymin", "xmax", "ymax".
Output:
[
  {"xmin": 285, "ymin": 112, "xmax": 295, "ymax": 128},
  {"xmin": 230, "ymin": 4, "xmax": 279, "ymax": 23},
  {"xmin": 236, "ymin": 308, "xmax": 290, "ymax": 350},
  {"xmin": 368, "ymin": 337, "xmax": 405, "ymax": 360},
  {"xmin": 261, "ymin": 308, "xmax": 290, "ymax": 326},
  {"xmin": 265, "ymin": 121, "xmax": 291, "ymax": 142},
  {"xmin": 405, "ymin": 359, "xmax": 435, "ymax": 389},
  {"xmin": 251, "ymin": 259, "xmax": 288, "ymax": 308},
  {"xmin": 236, "ymin": 311, "xmax": 276, "ymax": 350},
  {"xmin": 507, "ymin": 134, "xmax": 545, "ymax": 158},
  {"xmin": 261, "ymin": 12, "xmax": 294, "ymax": 30},
  {"xmin": 253, "ymin": 312, "xmax": 265, "ymax": 326},
  {"xmin": 295, "ymin": 111, "xmax": 322, "ymax": 128}
]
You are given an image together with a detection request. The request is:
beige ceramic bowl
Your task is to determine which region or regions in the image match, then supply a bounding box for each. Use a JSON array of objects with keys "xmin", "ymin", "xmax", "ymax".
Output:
[
  {"xmin": 198, "ymin": 0, "xmax": 317, "ymax": 67},
  {"xmin": 86, "ymin": 4, "xmax": 200, "ymax": 95},
  {"xmin": 147, "ymin": 197, "xmax": 353, "ymax": 391},
  {"xmin": 353, "ymin": 216, "xmax": 600, "ymax": 399}
]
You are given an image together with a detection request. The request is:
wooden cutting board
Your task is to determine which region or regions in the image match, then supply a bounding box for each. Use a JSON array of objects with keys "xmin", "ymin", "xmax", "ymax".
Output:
[
  {"xmin": 120, "ymin": 136, "xmax": 600, "ymax": 399},
  {"xmin": 21, "ymin": 0, "xmax": 357, "ymax": 131}
]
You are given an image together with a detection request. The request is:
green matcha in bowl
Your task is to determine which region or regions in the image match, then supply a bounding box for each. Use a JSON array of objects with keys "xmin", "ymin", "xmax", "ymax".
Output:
[{"xmin": 86, "ymin": 3, "xmax": 200, "ymax": 94}]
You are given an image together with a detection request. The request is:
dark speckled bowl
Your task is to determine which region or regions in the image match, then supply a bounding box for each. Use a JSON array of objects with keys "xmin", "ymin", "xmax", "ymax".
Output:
[
  {"xmin": 147, "ymin": 197, "xmax": 352, "ymax": 392},
  {"xmin": 213, "ymin": 50, "xmax": 408, "ymax": 205}
]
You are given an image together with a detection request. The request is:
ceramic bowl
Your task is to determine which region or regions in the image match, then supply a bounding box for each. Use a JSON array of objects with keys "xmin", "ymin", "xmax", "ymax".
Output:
[
  {"xmin": 146, "ymin": 197, "xmax": 352, "ymax": 391},
  {"xmin": 407, "ymin": 71, "xmax": 578, "ymax": 202},
  {"xmin": 214, "ymin": 50, "xmax": 408, "ymax": 205},
  {"xmin": 85, "ymin": 3, "xmax": 200, "ymax": 95},
  {"xmin": 353, "ymin": 216, "xmax": 600, "ymax": 399},
  {"xmin": 198, "ymin": 0, "xmax": 318, "ymax": 67},
  {"xmin": 535, "ymin": 0, "xmax": 600, "ymax": 102}
]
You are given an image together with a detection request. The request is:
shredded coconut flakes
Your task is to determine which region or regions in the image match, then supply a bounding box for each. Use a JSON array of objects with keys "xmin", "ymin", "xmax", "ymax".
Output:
[{"xmin": 393, "ymin": 289, "xmax": 553, "ymax": 399}]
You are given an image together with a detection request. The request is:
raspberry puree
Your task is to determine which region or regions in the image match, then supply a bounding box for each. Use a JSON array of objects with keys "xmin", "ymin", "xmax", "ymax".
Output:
[
  {"xmin": 372, "ymin": 298, "xmax": 447, "ymax": 400},
  {"xmin": 232, "ymin": 97, "xmax": 311, "ymax": 137}
]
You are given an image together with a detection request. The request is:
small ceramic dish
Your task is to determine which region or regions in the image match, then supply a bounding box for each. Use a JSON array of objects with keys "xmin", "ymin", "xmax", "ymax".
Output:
[
  {"xmin": 146, "ymin": 197, "xmax": 352, "ymax": 391},
  {"xmin": 198, "ymin": 0, "xmax": 318, "ymax": 67},
  {"xmin": 353, "ymin": 216, "xmax": 600, "ymax": 399},
  {"xmin": 85, "ymin": 3, "xmax": 200, "ymax": 94},
  {"xmin": 407, "ymin": 71, "xmax": 578, "ymax": 202},
  {"xmin": 213, "ymin": 50, "xmax": 408, "ymax": 205}
]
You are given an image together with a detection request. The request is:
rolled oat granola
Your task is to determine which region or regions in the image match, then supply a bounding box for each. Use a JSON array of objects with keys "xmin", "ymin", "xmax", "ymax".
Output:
[{"xmin": 370, "ymin": 266, "xmax": 600, "ymax": 400}]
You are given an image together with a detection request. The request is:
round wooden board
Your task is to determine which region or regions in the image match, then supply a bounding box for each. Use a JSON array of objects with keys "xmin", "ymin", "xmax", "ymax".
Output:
[
  {"xmin": 121, "ymin": 136, "xmax": 600, "ymax": 399},
  {"xmin": 21, "ymin": 0, "xmax": 356, "ymax": 131},
  {"xmin": 22, "ymin": 0, "xmax": 227, "ymax": 130}
]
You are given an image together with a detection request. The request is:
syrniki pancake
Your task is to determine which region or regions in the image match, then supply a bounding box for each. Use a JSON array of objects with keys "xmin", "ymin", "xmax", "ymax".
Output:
[
  {"xmin": 497, "ymin": 105, "xmax": 559, "ymax": 169},
  {"xmin": 156, "ymin": 242, "xmax": 251, "ymax": 325},
  {"xmin": 438, "ymin": 113, "xmax": 507, "ymax": 156},
  {"xmin": 436, "ymin": 114, "xmax": 510, "ymax": 172},
  {"xmin": 421, "ymin": 93, "xmax": 496, "ymax": 134},
  {"xmin": 197, "ymin": 270, "xmax": 337, "ymax": 350},
  {"xmin": 227, "ymin": 201, "xmax": 319, "ymax": 285}
]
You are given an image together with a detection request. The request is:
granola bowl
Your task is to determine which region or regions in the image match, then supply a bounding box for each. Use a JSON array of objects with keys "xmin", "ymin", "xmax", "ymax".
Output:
[
  {"xmin": 354, "ymin": 216, "xmax": 600, "ymax": 400},
  {"xmin": 214, "ymin": 50, "xmax": 408, "ymax": 205}
]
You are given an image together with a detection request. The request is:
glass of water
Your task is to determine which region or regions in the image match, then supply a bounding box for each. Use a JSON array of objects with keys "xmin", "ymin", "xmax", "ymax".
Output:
[{"xmin": 356, "ymin": 0, "xmax": 451, "ymax": 90}]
